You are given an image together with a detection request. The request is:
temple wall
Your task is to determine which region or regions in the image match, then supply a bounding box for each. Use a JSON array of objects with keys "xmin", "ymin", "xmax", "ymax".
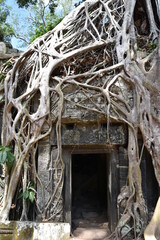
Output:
[
  {"xmin": 0, "ymin": 42, "xmax": 21, "ymax": 213},
  {"xmin": 0, "ymin": 42, "xmax": 20, "ymax": 66}
]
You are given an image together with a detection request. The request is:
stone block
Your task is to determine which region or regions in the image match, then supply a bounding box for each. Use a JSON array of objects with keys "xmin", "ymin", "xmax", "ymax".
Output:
[
  {"xmin": 0, "ymin": 221, "xmax": 70, "ymax": 240},
  {"xmin": 51, "ymin": 123, "xmax": 127, "ymax": 145},
  {"xmin": 37, "ymin": 139, "xmax": 51, "ymax": 214},
  {"xmin": 0, "ymin": 43, "xmax": 6, "ymax": 55},
  {"xmin": 0, "ymin": 221, "xmax": 14, "ymax": 240}
]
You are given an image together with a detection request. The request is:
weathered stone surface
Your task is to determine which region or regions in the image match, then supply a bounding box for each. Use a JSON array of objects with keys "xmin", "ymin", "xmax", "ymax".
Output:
[
  {"xmin": 37, "ymin": 142, "xmax": 64, "ymax": 221},
  {"xmin": 0, "ymin": 42, "xmax": 6, "ymax": 55},
  {"xmin": 118, "ymin": 147, "xmax": 128, "ymax": 190},
  {"xmin": 50, "ymin": 147, "xmax": 64, "ymax": 222},
  {"xmin": 0, "ymin": 221, "xmax": 70, "ymax": 240},
  {"xmin": 0, "ymin": 42, "xmax": 21, "ymax": 67},
  {"xmin": 0, "ymin": 221, "xmax": 14, "ymax": 240},
  {"xmin": 50, "ymin": 81, "xmax": 134, "ymax": 123},
  {"xmin": 51, "ymin": 123, "xmax": 127, "ymax": 145},
  {"xmin": 71, "ymin": 221, "xmax": 110, "ymax": 240},
  {"xmin": 32, "ymin": 222, "xmax": 70, "ymax": 240},
  {"xmin": 62, "ymin": 101, "xmax": 105, "ymax": 122},
  {"xmin": 37, "ymin": 139, "xmax": 51, "ymax": 217},
  {"xmin": 50, "ymin": 90, "xmax": 106, "ymax": 122}
]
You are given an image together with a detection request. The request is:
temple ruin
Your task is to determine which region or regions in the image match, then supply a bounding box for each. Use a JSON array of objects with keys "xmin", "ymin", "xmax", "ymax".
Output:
[{"xmin": 0, "ymin": 0, "xmax": 160, "ymax": 239}]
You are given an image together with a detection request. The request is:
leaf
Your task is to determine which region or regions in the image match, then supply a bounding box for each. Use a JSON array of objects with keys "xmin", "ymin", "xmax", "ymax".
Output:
[
  {"xmin": 23, "ymin": 190, "xmax": 29, "ymax": 199},
  {"xmin": 17, "ymin": 191, "xmax": 23, "ymax": 199},
  {"xmin": 0, "ymin": 146, "xmax": 4, "ymax": 151},
  {"xmin": 29, "ymin": 191, "xmax": 35, "ymax": 203},
  {"xmin": 7, "ymin": 151, "xmax": 14, "ymax": 162},
  {"xmin": 6, "ymin": 151, "xmax": 14, "ymax": 170},
  {"xmin": 0, "ymin": 151, "xmax": 3, "ymax": 164},
  {"xmin": 2, "ymin": 150, "xmax": 7, "ymax": 163},
  {"xmin": 5, "ymin": 146, "xmax": 12, "ymax": 152},
  {"xmin": 0, "ymin": 146, "xmax": 14, "ymax": 168}
]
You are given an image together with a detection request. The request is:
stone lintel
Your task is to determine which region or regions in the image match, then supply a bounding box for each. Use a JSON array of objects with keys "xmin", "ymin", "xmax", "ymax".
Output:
[{"xmin": 51, "ymin": 123, "xmax": 127, "ymax": 145}]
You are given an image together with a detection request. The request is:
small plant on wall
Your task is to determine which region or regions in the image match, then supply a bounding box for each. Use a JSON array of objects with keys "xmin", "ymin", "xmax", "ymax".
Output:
[
  {"xmin": 0, "ymin": 146, "xmax": 14, "ymax": 170},
  {"xmin": 18, "ymin": 182, "xmax": 36, "ymax": 203}
]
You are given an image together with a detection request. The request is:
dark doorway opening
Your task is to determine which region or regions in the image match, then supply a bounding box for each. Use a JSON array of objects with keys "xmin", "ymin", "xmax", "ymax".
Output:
[{"xmin": 72, "ymin": 153, "xmax": 108, "ymax": 227}]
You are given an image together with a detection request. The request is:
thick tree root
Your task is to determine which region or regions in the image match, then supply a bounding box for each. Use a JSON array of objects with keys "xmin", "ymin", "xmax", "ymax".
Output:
[{"xmin": 0, "ymin": 1, "xmax": 159, "ymax": 239}]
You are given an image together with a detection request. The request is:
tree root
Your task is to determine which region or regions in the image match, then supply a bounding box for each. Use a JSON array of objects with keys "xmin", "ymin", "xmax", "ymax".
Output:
[{"xmin": 0, "ymin": 1, "xmax": 159, "ymax": 239}]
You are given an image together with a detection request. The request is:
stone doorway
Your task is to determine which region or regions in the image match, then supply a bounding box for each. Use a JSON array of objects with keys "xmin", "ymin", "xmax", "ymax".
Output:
[
  {"xmin": 63, "ymin": 147, "xmax": 119, "ymax": 233},
  {"xmin": 72, "ymin": 153, "xmax": 108, "ymax": 228}
]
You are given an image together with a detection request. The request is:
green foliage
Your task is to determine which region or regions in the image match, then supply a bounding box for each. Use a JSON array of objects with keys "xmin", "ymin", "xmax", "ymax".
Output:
[
  {"xmin": 27, "ymin": 1, "xmax": 63, "ymax": 43},
  {"xmin": 145, "ymin": 42, "xmax": 158, "ymax": 54},
  {"xmin": 18, "ymin": 182, "xmax": 36, "ymax": 203},
  {"xmin": 57, "ymin": 0, "xmax": 74, "ymax": 16},
  {"xmin": 4, "ymin": 60, "xmax": 13, "ymax": 67},
  {"xmin": 0, "ymin": 73, "xmax": 6, "ymax": 81},
  {"xmin": 0, "ymin": 0, "xmax": 14, "ymax": 41},
  {"xmin": 12, "ymin": 0, "xmax": 63, "ymax": 44},
  {"xmin": 137, "ymin": 37, "xmax": 158, "ymax": 54},
  {"xmin": 0, "ymin": 146, "xmax": 14, "ymax": 170},
  {"xmin": 29, "ymin": 15, "xmax": 62, "ymax": 42},
  {"xmin": 11, "ymin": 0, "xmax": 83, "ymax": 45},
  {"xmin": 16, "ymin": 0, "xmax": 37, "ymax": 8},
  {"xmin": 49, "ymin": 0, "xmax": 58, "ymax": 14}
]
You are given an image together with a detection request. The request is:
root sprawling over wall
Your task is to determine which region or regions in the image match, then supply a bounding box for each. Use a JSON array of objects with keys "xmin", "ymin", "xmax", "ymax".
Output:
[{"xmin": 0, "ymin": 0, "xmax": 160, "ymax": 239}]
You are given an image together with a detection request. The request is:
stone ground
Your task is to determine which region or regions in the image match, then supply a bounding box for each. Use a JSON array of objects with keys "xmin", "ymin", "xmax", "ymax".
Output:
[
  {"xmin": 71, "ymin": 221, "xmax": 111, "ymax": 240},
  {"xmin": 70, "ymin": 211, "xmax": 112, "ymax": 240}
]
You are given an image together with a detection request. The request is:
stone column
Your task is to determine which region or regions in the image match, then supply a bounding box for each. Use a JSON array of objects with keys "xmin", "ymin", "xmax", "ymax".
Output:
[
  {"xmin": 63, "ymin": 149, "xmax": 72, "ymax": 225},
  {"xmin": 108, "ymin": 149, "xmax": 119, "ymax": 232},
  {"xmin": 50, "ymin": 147, "xmax": 64, "ymax": 222},
  {"xmin": 37, "ymin": 142, "xmax": 64, "ymax": 221},
  {"xmin": 37, "ymin": 138, "xmax": 51, "ymax": 219}
]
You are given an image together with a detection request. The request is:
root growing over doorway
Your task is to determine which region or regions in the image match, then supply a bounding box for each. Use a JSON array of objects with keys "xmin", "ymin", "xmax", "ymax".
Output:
[{"xmin": 0, "ymin": 0, "xmax": 160, "ymax": 239}]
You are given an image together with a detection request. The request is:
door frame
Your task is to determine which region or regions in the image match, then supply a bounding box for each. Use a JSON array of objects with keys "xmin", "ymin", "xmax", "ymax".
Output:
[{"xmin": 63, "ymin": 146, "xmax": 119, "ymax": 232}]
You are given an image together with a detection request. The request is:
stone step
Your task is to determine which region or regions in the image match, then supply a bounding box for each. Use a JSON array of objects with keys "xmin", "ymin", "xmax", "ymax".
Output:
[
  {"xmin": 71, "ymin": 227, "xmax": 110, "ymax": 240},
  {"xmin": 71, "ymin": 222, "xmax": 110, "ymax": 240}
]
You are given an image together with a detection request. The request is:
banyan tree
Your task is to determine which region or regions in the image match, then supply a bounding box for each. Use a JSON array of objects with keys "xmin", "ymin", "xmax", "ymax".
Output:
[{"xmin": 0, "ymin": 0, "xmax": 160, "ymax": 239}]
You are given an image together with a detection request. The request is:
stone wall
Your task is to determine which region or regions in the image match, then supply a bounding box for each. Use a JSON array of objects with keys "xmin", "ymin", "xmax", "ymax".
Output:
[
  {"xmin": 0, "ymin": 42, "xmax": 21, "ymax": 66},
  {"xmin": 50, "ymin": 79, "xmax": 134, "ymax": 123},
  {"xmin": 0, "ymin": 42, "xmax": 21, "ymax": 213}
]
